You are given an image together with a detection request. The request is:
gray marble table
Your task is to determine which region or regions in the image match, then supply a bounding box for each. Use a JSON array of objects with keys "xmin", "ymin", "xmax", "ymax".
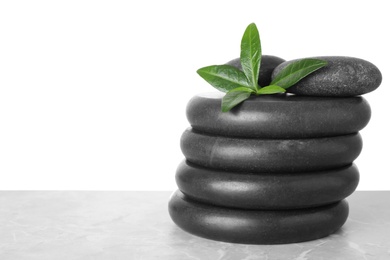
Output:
[{"xmin": 0, "ymin": 191, "xmax": 389, "ymax": 259}]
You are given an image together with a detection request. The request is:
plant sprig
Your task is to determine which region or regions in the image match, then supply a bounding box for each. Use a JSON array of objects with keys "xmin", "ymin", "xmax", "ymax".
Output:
[{"xmin": 197, "ymin": 23, "xmax": 328, "ymax": 112}]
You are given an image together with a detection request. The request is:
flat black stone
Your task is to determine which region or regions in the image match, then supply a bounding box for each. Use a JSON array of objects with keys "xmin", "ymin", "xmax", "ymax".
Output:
[
  {"xmin": 181, "ymin": 128, "xmax": 362, "ymax": 172},
  {"xmin": 168, "ymin": 190, "xmax": 349, "ymax": 244},
  {"xmin": 226, "ymin": 55, "xmax": 285, "ymax": 87},
  {"xmin": 186, "ymin": 92, "xmax": 371, "ymax": 138},
  {"xmin": 176, "ymin": 160, "xmax": 359, "ymax": 209},
  {"xmin": 272, "ymin": 56, "xmax": 382, "ymax": 96}
]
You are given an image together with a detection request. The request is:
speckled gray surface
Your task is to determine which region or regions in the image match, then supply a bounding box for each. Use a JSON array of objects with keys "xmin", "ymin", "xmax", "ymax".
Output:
[
  {"xmin": 272, "ymin": 56, "xmax": 382, "ymax": 96},
  {"xmin": 0, "ymin": 191, "xmax": 389, "ymax": 259}
]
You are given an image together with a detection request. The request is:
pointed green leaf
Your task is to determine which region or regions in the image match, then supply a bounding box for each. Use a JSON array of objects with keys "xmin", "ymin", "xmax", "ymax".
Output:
[
  {"xmin": 240, "ymin": 23, "xmax": 261, "ymax": 90},
  {"xmin": 257, "ymin": 85, "xmax": 286, "ymax": 95},
  {"xmin": 221, "ymin": 87, "xmax": 253, "ymax": 112},
  {"xmin": 271, "ymin": 58, "xmax": 327, "ymax": 89},
  {"xmin": 197, "ymin": 65, "xmax": 251, "ymax": 92}
]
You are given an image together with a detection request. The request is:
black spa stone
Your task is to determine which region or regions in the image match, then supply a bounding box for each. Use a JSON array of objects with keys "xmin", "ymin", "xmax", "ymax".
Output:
[
  {"xmin": 186, "ymin": 92, "xmax": 371, "ymax": 138},
  {"xmin": 168, "ymin": 190, "xmax": 349, "ymax": 244},
  {"xmin": 226, "ymin": 55, "xmax": 285, "ymax": 87},
  {"xmin": 272, "ymin": 56, "xmax": 382, "ymax": 96},
  {"xmin": 181, "ymin": 128, "xmax": 362, "ymax": 172},
  {"xmin": 176, "ymin": 160, "xmax": 359, "ymax": 210}
]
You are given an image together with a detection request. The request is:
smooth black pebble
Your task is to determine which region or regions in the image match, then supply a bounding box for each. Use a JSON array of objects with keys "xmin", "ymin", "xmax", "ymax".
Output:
[
  {"xmin": 186, "ymin": 92, "xmax": 371, "ymax": 138},
  {"xmin": 176, "ymin": 160, "xmax": 359, "ymax": 209},
  {"xmin": 168, "ymin": 190, "xmax": 349, "ymax": 244},
  {"xmin": 181, "ymin": 128, "xmax": 363, "ymax": 172},
  {"xmin": 272, "ymin": 56, "xmax": 382, "ymax": 96}
]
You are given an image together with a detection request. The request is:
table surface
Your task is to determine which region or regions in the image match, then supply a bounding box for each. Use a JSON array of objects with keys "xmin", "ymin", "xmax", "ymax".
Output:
[{"xmin": 0, "ymin": 191, "xmax": 389, "ymax": 260}]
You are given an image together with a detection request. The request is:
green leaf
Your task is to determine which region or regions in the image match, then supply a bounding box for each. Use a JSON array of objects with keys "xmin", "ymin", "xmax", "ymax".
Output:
[
  {"xmin": 240, "ymin": 23, "xmax": 261, "ymax": 90},
  {"xmin": 270, "ymin": 58, "xmax": 327, "ymax": 89},
  {"xmin": 221, "ymin": 87, "xmax": 253, "ymax": 112},
  {"xmin": 257, "ymin": 85, "xmax": 286, "ymax": 95},
  {"xmin": 197, "ymin": 65, "xmax": 251, "ymax": 93}
]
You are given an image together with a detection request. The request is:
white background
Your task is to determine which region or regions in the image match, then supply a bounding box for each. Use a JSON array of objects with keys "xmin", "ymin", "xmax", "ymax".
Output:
[{"xmin": 0, "ymin": 0, "xmax": 388, "ymax": 190}]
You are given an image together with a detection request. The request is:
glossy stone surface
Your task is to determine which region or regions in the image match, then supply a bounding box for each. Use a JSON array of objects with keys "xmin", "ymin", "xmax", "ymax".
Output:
[
  {"xmin": 272, "ymin": 56, "xmax": 382, "ymax": 96},
  {"xmin": 176, "ymin": 160, "xmax": 359, "ymax": 210},
  {"xmin": 181, "ymin": 128, "xmax": 362, "ymax": 172},
  {"xmin": 169, "ymin": 190, "xmax": 349, "ymax": 245},
  {"xmin": 186, "ymin": 92, "xmax": 371, "ymax": 138},
  {"xmin": 226, "ymin": 55, "xmax": 285, "ymax": 87}
]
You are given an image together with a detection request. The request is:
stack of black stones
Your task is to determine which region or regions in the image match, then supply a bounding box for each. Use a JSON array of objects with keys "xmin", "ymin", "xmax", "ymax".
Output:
[{"xmin": 169, "ymin": 56, "xmax": 382, "ymax": 244}]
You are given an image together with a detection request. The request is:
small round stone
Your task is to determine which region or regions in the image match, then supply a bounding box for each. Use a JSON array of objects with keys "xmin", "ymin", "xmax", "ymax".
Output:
[
  {"xmin": 176, "ymin": 160, "xmax": 359, "ymax": 209},
  {"xmin": 186, "ymin": 92, "xmax": 371, "ymax": 138},
  {"xmin": 180, "ymin": 128, "xmax": 362, "ymax": 172},
  {"xmin": 168, "ymin": 190, "xmax": 349, "ymax": 244},
  {"xmin": 226, "ymin": 55, "xmax": 285, "ymax": 87},
  {"xmin": 272, "ymin": 56, "xmax": 382, "ymax": 96}
]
